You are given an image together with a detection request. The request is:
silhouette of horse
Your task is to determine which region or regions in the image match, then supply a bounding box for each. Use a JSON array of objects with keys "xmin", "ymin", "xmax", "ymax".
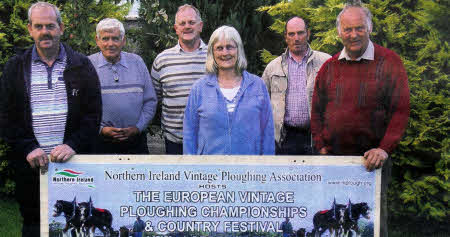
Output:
[
  {"xmin": 52, "ymin": 199, "xmax": 83, "ymax": 236},
  {"xmin": 79, "ymin": 200, "xmax": 114, "ymax": 237},
  {"xmin": 342, "ymin": 202, "xmax": 371, "ymax": 237},
  {"xmin": 311, "ymin": 203, "xmax": 346, "ymax": 236}
]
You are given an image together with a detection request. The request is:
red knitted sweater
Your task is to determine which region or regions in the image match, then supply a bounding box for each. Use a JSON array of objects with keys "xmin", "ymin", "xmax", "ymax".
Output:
[{"xmin": 311, "ymin": 44, "xmax": 410, "ymax": 155}]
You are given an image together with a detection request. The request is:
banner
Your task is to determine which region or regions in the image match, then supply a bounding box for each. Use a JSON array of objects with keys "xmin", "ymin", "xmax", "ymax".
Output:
[{"xmin": 41, "ymin": 155, "xmax": 380, "ymax": 237}]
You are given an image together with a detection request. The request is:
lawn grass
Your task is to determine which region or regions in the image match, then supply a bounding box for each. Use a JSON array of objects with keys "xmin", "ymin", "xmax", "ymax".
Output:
[{"xmin": 0, "ymin": 197, "xmax": 22, "ymax": 237}]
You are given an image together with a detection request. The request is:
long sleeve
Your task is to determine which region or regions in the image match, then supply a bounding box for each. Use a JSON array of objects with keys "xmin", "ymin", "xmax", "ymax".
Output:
[
  {"xmin": 135, "ymin": 57, "xmax": 157, "ymax": 132},
  {"xmin": 150, "ymin": 59, "xmax": 162, "ymax": 103},
  {"xmin": 183, "ymin": 85, "xmax": 199, "ymax": 155},
  {"xmin": 310, "ymin": 62, "xmax": 330, "ymax": 151},
  {"xmin": 0, "ymin": 55, "xmax": 40, "ymax": 157},
  {"xmin": 64, "ymin": 58, "xmax": 102, "ymax": 153},
  {"xmin": 261, "ymin": 66, "xmax": 271, "ymax": 97},
  {"xmin": 260, "ymin": 82, "xmax": 275, "ymax": 155},
  {"xmin": 378, "ymin": 54, "xmax": 410, "ymax": 154}
]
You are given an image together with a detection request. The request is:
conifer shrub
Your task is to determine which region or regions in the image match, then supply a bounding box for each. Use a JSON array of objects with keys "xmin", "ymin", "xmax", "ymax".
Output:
[
  {"xmin": 0, "ymin": 0, "xmax": 129, "ymax": 197},
  {"xmin": 259, "ymin": 0, "xmax": 449, "ymax": 234}
]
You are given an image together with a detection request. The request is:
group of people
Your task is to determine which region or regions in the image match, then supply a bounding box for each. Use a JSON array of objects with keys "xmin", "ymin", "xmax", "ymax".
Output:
[{"xmin": 0, "ymin": 1, "xmax": 409, "ymax": 237}]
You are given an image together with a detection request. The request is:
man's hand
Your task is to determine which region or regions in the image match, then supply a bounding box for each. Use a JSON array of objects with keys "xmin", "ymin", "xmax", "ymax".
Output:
[
  {"xmin": 101, "ymin": 127, "xmax": 123, "ymax": 140},
  {"xmin": 364, "ymin": 148, "xmax": 388, "ymax": 171},
  {"xmin": 26, "ymin": 148, "xmax": 48, "ymax": 169},
  {"xmin": 121, "ymin": 127, "xmax": 139, "ymax": 141},
  {"xmin": 102, "ymin": 126, "xmax": 139, "ymax": 142},
  {"xmin": 318, "ymin": 147, "xmax": 328, "ymax": 155},
  {"xmin": 50, "ymin": 144, "xmax": 76, "ymax": 163}
]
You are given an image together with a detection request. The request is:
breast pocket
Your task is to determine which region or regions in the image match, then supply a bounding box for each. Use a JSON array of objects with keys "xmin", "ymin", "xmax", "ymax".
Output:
[{"xmin": 270, "ymin": 75, "xmax": 287, "ymax": 94}]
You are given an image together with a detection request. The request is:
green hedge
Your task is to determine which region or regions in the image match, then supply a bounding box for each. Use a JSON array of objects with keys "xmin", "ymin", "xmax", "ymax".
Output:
[
  {"xmin": 259, "ymin": 0, "xmax": 449, "ymax": 234},
  {"xmin": 0, "ymin": 0, "xmax": 448, "ymax": 234},
  {"xmin": 137, "ymin": 0, "xmax": 282, "ymax": 75},
  {"xmin": 0, "ymin": 0, "xmax": 129, "ymax": 197}
]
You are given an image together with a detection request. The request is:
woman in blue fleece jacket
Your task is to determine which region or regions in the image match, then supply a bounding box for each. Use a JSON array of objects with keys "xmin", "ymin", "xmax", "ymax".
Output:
[{"xmin": 183, "ymin": 26, "xmax": 275, "ymax": 155}]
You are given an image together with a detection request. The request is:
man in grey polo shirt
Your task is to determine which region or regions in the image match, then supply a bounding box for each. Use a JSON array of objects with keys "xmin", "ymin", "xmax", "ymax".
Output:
[
  {"xmin": 262, "ymin": 16, "xmax": 330, "ymax": 155},
  {"xmin": 89, "ymin": 18, "xmax": 157, "ymax": 154},
  {"xmin": 151, "ymin": 4, "xmax": 207, "ymax": 154}
]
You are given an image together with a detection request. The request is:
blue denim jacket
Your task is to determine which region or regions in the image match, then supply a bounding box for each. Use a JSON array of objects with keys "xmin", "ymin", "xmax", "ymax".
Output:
[{"xmin": 183, "ymin": 71, "xmax": 275, "ymax": 155}]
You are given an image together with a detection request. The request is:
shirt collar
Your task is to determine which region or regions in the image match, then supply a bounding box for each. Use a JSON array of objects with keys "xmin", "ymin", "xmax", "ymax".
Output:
[
  {"xmin": 175, "ymin": 40, "xmax": 206, "ymax": 53},
  {"xmin": 31, "ymin": 43, "xmax": 66, "ymax": 62},
  {"xmin": 97, "ymin": 51, "xmax": 128, "ymax": 69},
  {"xmin": 287, "ymin": 46, "xmax": 310, "ymax": 64},
  {"xmin": 338, "ymin": 40, "xmax": 374, "ymax": 61}
]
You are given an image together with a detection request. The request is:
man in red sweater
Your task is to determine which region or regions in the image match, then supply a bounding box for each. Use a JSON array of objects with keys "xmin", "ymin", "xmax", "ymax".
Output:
[{"xmin": 311, "ymin": 2, "xmax": 410, "ymax": 236}]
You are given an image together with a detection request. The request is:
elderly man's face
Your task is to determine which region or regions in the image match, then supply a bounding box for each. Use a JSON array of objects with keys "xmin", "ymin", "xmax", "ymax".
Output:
[
  {"xmin": 285, "ymin": 17, "xmax": 309, "ymax": 56},
  {"xmin": 338, "ymin": 7, "xmax": 371, "ymax": 59},
  {"xmin": 174, "ymin": 8, "xmax": 203, "ymax": 45},
  {"xmin": 27, "ymin": 6, "xmax": 64, "ymax": 54},
  {"xmin": 96, "ymin": 28, "xmax": 125, "ymax": 63}
]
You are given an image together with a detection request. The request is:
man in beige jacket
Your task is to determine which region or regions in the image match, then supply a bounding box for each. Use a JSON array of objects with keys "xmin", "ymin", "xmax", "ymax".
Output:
[{"xmin": 262, "ymin": 16, "xmax": 330, "ymax": 155}]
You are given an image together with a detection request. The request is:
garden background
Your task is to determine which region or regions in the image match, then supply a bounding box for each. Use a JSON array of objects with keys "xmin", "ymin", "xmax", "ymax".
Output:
[{"xmin": 0, "ymin": 0, "xmax": 448, "ymax": 236}]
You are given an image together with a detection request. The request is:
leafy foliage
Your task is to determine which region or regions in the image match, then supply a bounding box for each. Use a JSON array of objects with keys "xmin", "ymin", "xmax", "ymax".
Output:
[
  {"xmin": 259, "ymin": 0, "xmax": 449, "ymax": 234},
  {"xmin": 0, "ymin": 0, "xmax": 33, "ymax": 198},
  {"xmin": 0, "ymin": 139, "xmax": 12, "ymax": 196},
  {"xmin": 59, "ymin": 0, "xmax": 130, "ymax": 55},
  {"xmin": 137, "ymin": 0, "xmax": 281, "ymax": 75},
  {"xmin": 0, "ymin": 0, "xmax": 34, "ymax": 73},
  {"xmin": 0, "ymin": 1, "xmax": 447, "ymax": 235},
  {"xmin": 0, "ymin": 0, "xmax": 130, "ymax": 197}
]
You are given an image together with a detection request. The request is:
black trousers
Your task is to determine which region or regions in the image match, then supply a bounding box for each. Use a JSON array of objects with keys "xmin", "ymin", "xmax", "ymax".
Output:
[
  {"xmin": 14, "ymin": 161, "xmax": 40, "ymax": 237},
  {"xmin": 95, "ymin": 133, "xmax": 149, "ymax": 154},
  {"xmin": 165, "ymin": 139, "xmax": 183, "ymax": 155},
  {"xmin": 276, "ymin": 125, "xmax": 312, "ymax": 155}
]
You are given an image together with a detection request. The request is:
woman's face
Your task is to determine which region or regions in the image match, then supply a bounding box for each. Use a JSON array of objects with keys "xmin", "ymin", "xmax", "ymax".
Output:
[{"xmin": 213, "ymin": 38, "xmax": 238, "ymax": 71}]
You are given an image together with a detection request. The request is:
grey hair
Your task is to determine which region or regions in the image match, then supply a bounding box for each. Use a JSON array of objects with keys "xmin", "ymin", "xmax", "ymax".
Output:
[
  {"xmin": 206, "ymin": 26, "xmax": 247, "ymax": 74},
  {"xmin": 28, "ymin": 1, "xmax": 62, "ymax": 25},
  {"xmin": 336, "ymin": 2, "xmax": 373, "ymax": 34},
  {"xmin": 175, "ymin": 4, "xmax": 202, "ymax": 23},
  {"xmin": 96, "ymin": 18, "xmax": 125, "ymax": 39}
]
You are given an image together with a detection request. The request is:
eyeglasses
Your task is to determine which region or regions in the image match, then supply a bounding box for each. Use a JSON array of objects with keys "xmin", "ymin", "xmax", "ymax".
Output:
[{"xmin": 214, "ymin": 45, "xmax": 237, "ymax": 52}]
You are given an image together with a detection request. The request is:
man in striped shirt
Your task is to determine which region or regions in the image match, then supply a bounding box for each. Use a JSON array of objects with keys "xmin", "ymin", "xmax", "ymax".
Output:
[
  {"xmin": 0, "ymin": 2, "xmax": 101, "ymax": 236},
  {"xmin": 151, "ymin": 4, "xmax": 207, "ymax": 154}
]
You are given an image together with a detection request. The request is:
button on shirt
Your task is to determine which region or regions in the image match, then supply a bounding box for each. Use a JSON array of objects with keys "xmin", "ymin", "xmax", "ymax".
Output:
[
  {"xmin": 30, "ymin": 44, "xmax": 68, "ymax": 153},
  {"xmin": 284, "ymin": 49, "xmax": 310, "ymax": 128},
  {"xmin": 88, "ymin": 52, "xmax": 157, "ymax": 132}
]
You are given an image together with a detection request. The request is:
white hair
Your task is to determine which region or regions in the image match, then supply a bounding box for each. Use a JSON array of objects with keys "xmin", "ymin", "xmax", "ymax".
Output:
[
  {"xmin": 175, "ymin": 4, "xmax": 202, "ymax": 23},
  {"xmin": 205, "ymin": 26, "xmax": 247, "ymax": 74},
  {"xmin": 96, "ymin": 18, "xmax": 125, "ymax": 39},
  {"xmin": 336, "ymin": 2, "xmax": 373, "ymax": 34},
  {"xmin": 28, "ymin": 1, "xmax": 62, "ymax": 25}
]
